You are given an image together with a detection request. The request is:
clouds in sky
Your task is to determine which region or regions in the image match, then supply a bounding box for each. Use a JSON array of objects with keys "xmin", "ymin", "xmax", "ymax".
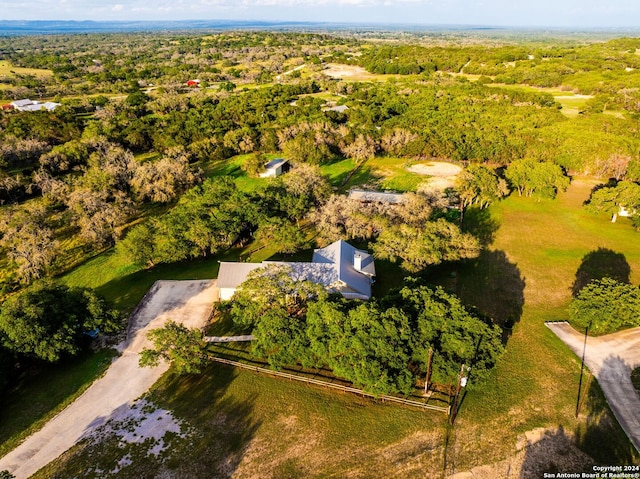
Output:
[{"xmin": 0, "ymin": 0, "xmax": 639, "ymax": 27}]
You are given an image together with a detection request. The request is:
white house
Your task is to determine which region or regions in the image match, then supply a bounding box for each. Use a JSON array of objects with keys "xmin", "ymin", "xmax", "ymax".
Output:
[
  {"xmin": 10, "ymin": 99, "xmax": 61, "ymax": 112},
  {"xmin": 216, "ymin": 240, "xmax": 375, "ymax": 301},
  {"xmin": 259, "ymin": 158, "xmax": 289, "ymax": 178}
]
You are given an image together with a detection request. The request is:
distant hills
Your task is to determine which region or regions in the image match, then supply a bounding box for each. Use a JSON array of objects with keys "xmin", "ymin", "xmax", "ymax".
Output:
[{"xmin": 0, "ymin": 20, "xmax": 639, "ymax": 36}]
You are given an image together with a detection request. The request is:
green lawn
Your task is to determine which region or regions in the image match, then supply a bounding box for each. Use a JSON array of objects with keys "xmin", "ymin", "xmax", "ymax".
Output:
[
  {"xmin": 34, "ymin": 362, "xmax": 443, "ymax": 479},
  {"xmin": 437, "ymin": 178, "xmax": 640, "ymax": 465},
  {"xmin": 330, "ymin": 156, "xmax": 427, "ymax": 193},
  {"xmin": 13, "ymin": 177, "xmax": 640, "ymax": 477},
  {"xmin": 0, "ymin": 349, "xmax": 116, "ymax": 459},
  {"xmin": 63, "ymin": 240, "xmax": 283, "ymax": 313}
]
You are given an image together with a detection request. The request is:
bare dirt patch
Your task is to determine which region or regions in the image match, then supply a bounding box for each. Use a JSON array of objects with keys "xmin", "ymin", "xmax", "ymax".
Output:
[
  {"xmin": 408, "ymin": 162, "xmax": 462, "ymax": 177},
  {"xmin": 409, "ymin": 161, "xmax": 462, "ymax": 192},
  {"xmin": 323, "ymin": 63, "xmax": 378, "ymax": 81}
]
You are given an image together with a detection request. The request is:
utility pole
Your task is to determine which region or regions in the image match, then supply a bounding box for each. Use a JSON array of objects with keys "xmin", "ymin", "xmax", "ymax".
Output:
[
  {"xmin": 424, "ymin": 348, "xmax": 433, "ymax": 395},
  {"xmin": 576, "ymin": 326, "xmax": 589, "ymax": 418},
  {"xmin": 449, "ymin": 364, "xmax": 469, "ymax": 425}
]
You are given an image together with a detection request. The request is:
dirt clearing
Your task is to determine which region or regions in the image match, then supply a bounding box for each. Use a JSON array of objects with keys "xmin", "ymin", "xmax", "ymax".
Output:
[{"xmin": 408, "ymin": 161, "xmax": 462, "ymax": 192}]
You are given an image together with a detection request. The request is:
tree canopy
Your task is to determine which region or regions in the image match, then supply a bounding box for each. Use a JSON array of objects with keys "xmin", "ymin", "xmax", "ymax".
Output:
[
  {"xmin": 372, "ymin": 220, "xmax": 480, "ymax": 273},
  {"xmin": 569, "ymin": 278, "xmax": 640, "ymax": 335},
  {"xmin": 504, "ymin": 159, "xmax": 570, "ymax": 199},
  {"xmin": 139, "ymin": 321, "xmax": 209, "ymax": 375},
  {"xmin": 0, "ymin": 281, "xmax": 121, "ymax": 362},
  {"xmin": 231, "ymin": 273, "xmax": 503, "ymax": 395}
]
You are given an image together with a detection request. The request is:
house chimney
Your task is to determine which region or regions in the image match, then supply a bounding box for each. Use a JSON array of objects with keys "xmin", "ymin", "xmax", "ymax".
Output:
[{"xmin": 354, "ymin": 252, "xmax": 363, "ymax": 271}]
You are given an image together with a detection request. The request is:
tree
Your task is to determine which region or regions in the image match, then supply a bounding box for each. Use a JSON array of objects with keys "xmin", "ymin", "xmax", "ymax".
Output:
[
  {"xmin": 569, "ymin": 278, "xmax": 640, "ymax": 335},
  {"xmin": 0, "ymin": 281, "xmax": 121, "ymax": 362},
  {"xmin": 307, "ymin": 194, "xmax": 390, "ymax": 243},
  {"xmin": 282, "ymin": 134, "xmax": 333, "ymax": 165},
  {"xmin": 505, "ymin": 159, "xmax": 569, "ymax": 199},
  {"xmin": 230, "ymin": 264, "xmax": 327, "ymax": 329},
  {"xmin": 455, "ymin": 164, "xmax": 509, "ymax": 209},
  {"xmin": 254, "ymin": 217, "xmax": 306, "ymax": 254},
  {"xmin": 0, "ymin": 206, "xmax": 59, "ymax": 284},
  {"xmin": 67, "ymin": 189, "xmax": 135, "ymax": 245},
  {"xmin": 372, "ymin": 220, "xmax": 480, "ymax": 273},
  {"xmin": 306, "ymin": 299, "xmax": 415, "ymax": 395},
  {"xmin": 393, "ymin": 284, "xmax": 504, "ymax": 385},
  {"xmin": 282, "ymin": 164, "xmax": 332, "ymax": 207},
  {"xmin": 116, "ymin": 221, "xmax": 158, "ymax": 267},
  {"xmin": 341, "ymin": 134, "xmax": 378, "ymax": 161},
  {"xmin": 131, "ymin": 147, "xmax": 202, "ymax": 203},
  {"xmin": 585, "ymin": 180, "xmax": 640, "ymax": 222},
  {"xmin": 252, "ymin": 306, "xmax": 318, "ymax": 369},
  {"xmin": 242, "ymin": 152, "xmax": 267, "ymax": 177},
  {"xmin": 139, "ymin": 321, "xmax": 209, "ymax": 375}
]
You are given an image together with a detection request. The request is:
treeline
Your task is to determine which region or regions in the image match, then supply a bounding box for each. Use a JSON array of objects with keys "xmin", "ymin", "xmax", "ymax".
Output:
[
  {"xmin": 229, "ymin": 268, "xmax": 503, "ymax": 395},
  {"xmin": 356, "ymin": 39, "xmax": 640, "ymax": 114},
  {"xmin": 0, "ymin": 31, "xmax": 355, "ymax": 98}
]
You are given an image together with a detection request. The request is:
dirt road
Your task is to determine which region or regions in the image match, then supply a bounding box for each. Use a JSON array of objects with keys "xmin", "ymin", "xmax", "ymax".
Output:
[
  {"xmin": 0, "ymin": 280, "xmax": 216, "ymax": 479},
  {"xmin": 546, "ymin": 321, "xmax": 640, "ymax": 452}
]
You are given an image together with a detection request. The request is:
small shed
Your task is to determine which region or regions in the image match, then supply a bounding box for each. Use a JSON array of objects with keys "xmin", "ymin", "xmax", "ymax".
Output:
[{"xmin": 259, "ymin": 158, "xmax": 290, "ymax": 178}]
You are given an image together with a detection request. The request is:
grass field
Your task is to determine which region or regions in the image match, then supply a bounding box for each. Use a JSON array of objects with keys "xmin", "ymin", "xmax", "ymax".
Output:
[
  {"xmin": 334, "ymin": 156, "xmax": 427, "ymax": 192},
  {"xmin": 0, "ymin": 349, "xmax": 116, "ymax": 459},
  {"xmin": 486, "ymin": 83, "xmax": 595, "ymax": 117},
  {"xmin": 440, "ymin": 178, "xmax": 640, "ymax": 466},
  {"xmin": 28, "ymin": 177, "xmax": 640, "ymax": 478},
  {"xmin": 0, "ymin": 60, "xmax": 53, "ymax": 79}
]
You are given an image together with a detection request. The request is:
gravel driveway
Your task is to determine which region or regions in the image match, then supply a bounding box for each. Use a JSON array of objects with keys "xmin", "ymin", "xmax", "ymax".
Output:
[
  {"xmin": 0, "ymin": 280, "xmax": 216, "ymax": 479},
  {"xmin": 546, "ymin": 321, "xmax": 640, "ymax": 452}
]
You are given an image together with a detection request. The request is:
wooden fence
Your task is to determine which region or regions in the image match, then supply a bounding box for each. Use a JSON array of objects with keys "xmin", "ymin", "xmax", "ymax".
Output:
[{"xmin": 209, "ymin": 355, "xmax": 450, "ymax": 414}]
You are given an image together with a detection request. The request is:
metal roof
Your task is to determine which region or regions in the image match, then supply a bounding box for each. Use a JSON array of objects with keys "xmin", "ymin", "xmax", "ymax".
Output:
[{"xmin": 217, "ymin": 240, "xmax": 375, "ymax": 299}]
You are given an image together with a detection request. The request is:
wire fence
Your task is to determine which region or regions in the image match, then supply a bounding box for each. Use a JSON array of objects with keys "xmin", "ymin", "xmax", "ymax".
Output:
[{"xmin": 208, "ymin": 355, "xmax": 450, "ymax": 414}]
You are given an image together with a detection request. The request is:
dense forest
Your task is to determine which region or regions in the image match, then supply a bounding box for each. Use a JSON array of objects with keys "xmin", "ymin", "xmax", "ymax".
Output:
[{"xmin": 1, "ymin": 30, "xmax": 640, "ymax": 474}]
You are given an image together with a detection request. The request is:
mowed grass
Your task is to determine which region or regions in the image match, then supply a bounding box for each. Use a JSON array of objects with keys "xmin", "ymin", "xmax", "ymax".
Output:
[
  {"xmin": 0, "ymin": 349, "xmax": 116, "ymax": 459},
  {"xmin": 63, "ymin": 239, "xmax": 283, "ymax": 312},
  {"xmin": 442, "ymin": 178, "xmax": 640, "ymax": 465},
  {"xmin": 336, "ymin": 156, "xmax": 427, "ymax": 192},
  {"xmin": 34, "ymin": 361, "xmax": 446, "ymax": 479},
  {"xmin": 486, "ymin": 82, "xmax": 595, "ymax": 117}
]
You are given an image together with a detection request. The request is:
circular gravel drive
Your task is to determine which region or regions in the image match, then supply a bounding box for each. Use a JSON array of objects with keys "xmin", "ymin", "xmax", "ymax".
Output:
[
  {"xmin": 0, "ymin": 280, "xmax": 216, "ymax": 479},
  {"xmin": 546, "ymin": 321, "xmax": 640, "ymax": 452}
]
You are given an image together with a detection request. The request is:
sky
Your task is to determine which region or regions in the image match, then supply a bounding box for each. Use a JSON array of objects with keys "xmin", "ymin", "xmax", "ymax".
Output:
[{"xmin": 1, "ymin": 0, "xmax": 640, "ymax": 28}]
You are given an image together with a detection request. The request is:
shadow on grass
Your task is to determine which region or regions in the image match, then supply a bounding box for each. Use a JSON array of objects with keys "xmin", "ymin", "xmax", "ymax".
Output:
[
  {"xmin": 0, "ymin": 349, "xmax": 117, "ymax": 459},
  {"xmin": 571, "ymin": 247, "xmax": 631, "ymax": 297},
  {"xmin": 338, "ymin": 161, "xmax": 378, "ymax": 191},
  {"xmin": 150, "ymin": 363, "xmax": 261, "ymax": 478},
  {"xmin": 433, "ymin": 250, "xmax": 525, "ymax": 343},
  {"xmin": 462, "ymin": 206, "xmax": 500, "ymax": 247},
  {"xmin": 518, "ymin": 427, "xmax": 595, "ymax": 479},
  {"xmin": 575, "ymin": 377, "xmax": 640, "ymax": 466}
]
